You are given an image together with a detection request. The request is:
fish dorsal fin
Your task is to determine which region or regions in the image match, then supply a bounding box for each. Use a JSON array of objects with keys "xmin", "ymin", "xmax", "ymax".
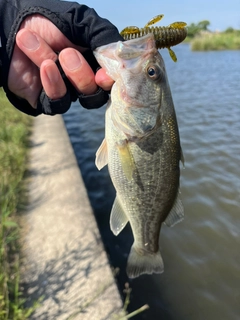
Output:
[
  {"xmin": 110, "ymin": 196, "xmax": 129, "ymax": 236},
  {"xmin": 164, "ymin": 192, "xmax": 184, "ymax": 227},
  {"xmin": 95, "ymin": 138, "xmax": 108, "ymax": 170},
  {"xmin": 117, "ymin": 140, "xmax": 135, "ymax": 181}
]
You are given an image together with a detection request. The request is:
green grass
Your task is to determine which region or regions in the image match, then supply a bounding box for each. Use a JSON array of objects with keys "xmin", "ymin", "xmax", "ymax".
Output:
[
  {"xmin": 0, "ymin": 88, "xmax": 35, "ymax": 319},
  {"xmin": 191, "ymin": 30, "xmax": 240, "ymax": 51}
]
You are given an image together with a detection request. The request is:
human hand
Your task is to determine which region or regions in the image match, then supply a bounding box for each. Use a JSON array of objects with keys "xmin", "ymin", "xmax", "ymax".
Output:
[{"xmin": 8, "ymin": 15, "xmax": 114, "ymax": 109}]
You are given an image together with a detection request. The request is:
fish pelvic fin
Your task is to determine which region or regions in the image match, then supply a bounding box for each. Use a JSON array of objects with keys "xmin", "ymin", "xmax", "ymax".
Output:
[
  {"xmin": 110, "ymin": 196, "xmax": 129, "ymax": 236},
  {"xmin": 95, "ymin": 138, "xmax": 108, "ymax": 170},
  {"xmin": 126, "ymin": 245, "xmax": 164, "ymax": 279},
  {"xmin": 164, "ymin": 191, "xmax": 184, "ymax": 227}
]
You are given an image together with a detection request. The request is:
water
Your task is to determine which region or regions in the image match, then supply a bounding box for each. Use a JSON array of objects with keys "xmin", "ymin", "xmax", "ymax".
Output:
[{"xmin": 63, "ymin": 44, "xmax": 240, "ymax": 320}]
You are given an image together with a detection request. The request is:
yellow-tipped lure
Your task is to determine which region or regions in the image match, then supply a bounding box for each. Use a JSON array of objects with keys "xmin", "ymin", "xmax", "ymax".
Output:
[{"xmin": 120, "ymin": 14, "xmax": 187, "ymax": 62}]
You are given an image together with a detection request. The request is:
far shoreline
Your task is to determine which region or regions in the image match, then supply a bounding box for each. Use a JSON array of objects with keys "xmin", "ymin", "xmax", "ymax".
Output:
[{"xmin": 186, "ymin": 30, "xmax": 240, "ymax": 51}]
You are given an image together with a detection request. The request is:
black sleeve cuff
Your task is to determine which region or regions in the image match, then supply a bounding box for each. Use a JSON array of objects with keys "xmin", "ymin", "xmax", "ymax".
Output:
[{"xmin": 79, "ymin": 87, "xmax": 109, "ymax": 110}]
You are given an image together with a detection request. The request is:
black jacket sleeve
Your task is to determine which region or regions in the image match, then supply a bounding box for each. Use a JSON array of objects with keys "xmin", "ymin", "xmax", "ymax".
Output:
[{"xmin": 0, "ymin": 0, "xmax": 123, "ymax": 116}]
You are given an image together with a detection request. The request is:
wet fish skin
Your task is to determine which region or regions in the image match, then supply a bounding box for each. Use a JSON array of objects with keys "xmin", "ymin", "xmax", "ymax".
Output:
[{"xmin": 94, "ymin": 34, "xmax": 184, "ymax": 278}]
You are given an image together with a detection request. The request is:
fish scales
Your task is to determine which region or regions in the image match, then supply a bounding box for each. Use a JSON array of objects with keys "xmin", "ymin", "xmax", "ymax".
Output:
[
  {"xmin": 108, "ymin": 126, "xmax": 180, "ymax": 253},
  {"xmin": 94, "ymin": 34, "xmax": 184, "ymax": 278},
  {"xmin": 122, "ymin": 26, "xmax": 188, "ymax": 49}
]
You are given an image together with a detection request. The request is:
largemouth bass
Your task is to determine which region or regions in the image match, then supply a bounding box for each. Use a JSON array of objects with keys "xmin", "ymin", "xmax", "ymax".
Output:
[{"xmin": 94, "ymin": 34, "xmax": 184, "ymax": 278}]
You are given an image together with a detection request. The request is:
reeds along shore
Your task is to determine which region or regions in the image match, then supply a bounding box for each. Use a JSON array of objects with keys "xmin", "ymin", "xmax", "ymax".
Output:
[{"xmin": 190, "ymin": 30, "xmax": 240, "ymax": 51}]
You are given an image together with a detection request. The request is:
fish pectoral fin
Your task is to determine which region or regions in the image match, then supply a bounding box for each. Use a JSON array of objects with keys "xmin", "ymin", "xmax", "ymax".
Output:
[
  {"xmin": 110, "ymin": 196, "xmax": 129, "ymax": 236},
  {"xmin": 164, "ymin": 192, "xmax": 184, "ymax": 227},
  {"xmin": 117, "ymin": 140, "xmax": 135, "ymax": 181},
  {"xmin": 95, "ymin": 138, "xmax": 108, "ymax": 170}
]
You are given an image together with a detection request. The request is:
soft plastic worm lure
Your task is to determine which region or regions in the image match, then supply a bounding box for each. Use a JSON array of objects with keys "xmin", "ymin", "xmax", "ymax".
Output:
[{"xmin": 120, "ymin": 14, "xmax": 187, "ymax": 62}]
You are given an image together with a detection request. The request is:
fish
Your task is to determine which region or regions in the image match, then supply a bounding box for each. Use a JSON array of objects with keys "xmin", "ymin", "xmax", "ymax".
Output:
[
  {"xmin": 120, "ymin": 14, "xmax": 188, "ymax": 62},
  {"xmin": 94, "ymin": 33, "xmax": 184, "ymax": 278}
]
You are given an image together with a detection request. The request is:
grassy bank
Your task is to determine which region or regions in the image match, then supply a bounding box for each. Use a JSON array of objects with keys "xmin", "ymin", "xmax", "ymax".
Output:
[
  {"xmin": 0, "ymin": 88, "xmax": 33, "ymax": 319},
  {"xmin": 191, "ymin": 30, "xmax": 240, "ymax": 51}
]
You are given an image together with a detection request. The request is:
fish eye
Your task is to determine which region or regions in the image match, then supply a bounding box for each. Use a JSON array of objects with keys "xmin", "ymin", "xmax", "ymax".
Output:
[{"xmin": 147, "ymin": 65, "xmax": 161, "ymax": 80}]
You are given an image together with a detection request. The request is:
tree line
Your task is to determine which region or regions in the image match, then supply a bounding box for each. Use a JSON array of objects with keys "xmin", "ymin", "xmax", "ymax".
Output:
[{"xmin": 187, "ymin": 20, "xmax": 239, "ymax": 39}]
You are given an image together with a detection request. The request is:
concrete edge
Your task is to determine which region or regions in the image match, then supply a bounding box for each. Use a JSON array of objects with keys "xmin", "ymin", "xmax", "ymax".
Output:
[{"xmin": 20, "ymin": 114, "xmax": 123, "ymax": 320}]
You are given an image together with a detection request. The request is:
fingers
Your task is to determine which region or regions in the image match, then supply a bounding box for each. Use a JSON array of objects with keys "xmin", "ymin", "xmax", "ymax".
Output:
[
  {"xmin": 15, "ymin": 28, "xmax": 114, "ymax": 106},
  {"xmin": 17, "ymin": 29, "xmax": 102, "ymax": 97},
  {"xmin": 16, "ymin": 29, "xmax": 58, "ymax": 67},
  {"xmin": 59, "ymin": 48, "xmax": 115, "ymax": 94},
  {"xmin": 40, "ymin": 60, "xmax": 67, "ymax": 100},
  {"xmin": 95, "ymin": 68, "xmax": 114, "ymax": 91},
  {"xmin": 16, "ymin": 29, "xmax": 66, "ymax": 102},
  {"xmin": 8, "ymin": 44, "xmax": 42, "ymax": 107},
  {"xmin": 59, "ymin": 48, "xmax": 98, "ymax": 95}
]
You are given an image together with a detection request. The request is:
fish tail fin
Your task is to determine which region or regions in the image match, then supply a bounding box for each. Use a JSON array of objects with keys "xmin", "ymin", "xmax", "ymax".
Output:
[{"xmin": 126, "ymin": 245, "xmax": 164, "ymax": 279}]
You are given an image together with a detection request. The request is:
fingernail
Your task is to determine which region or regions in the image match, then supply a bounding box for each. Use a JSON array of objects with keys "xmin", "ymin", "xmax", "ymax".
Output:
[
  {"xmin": 45, "ymin": 64, "xmax": 60, "ymax": 84},
  {"xmin": 63, "ymin": 51, "xmax": 82, "ymax": 70},
  {"xmin": 20, "ymin": 31, "xmax": 40, "ymax": 50}
]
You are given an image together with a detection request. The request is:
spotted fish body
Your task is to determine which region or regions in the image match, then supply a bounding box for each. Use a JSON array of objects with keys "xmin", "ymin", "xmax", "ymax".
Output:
[{"xmin": 94, "ymin": 34, "xmax": 184, "ymax": 278}]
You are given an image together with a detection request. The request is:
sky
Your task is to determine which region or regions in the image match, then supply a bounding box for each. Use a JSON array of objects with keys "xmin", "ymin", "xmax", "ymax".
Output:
[{"xmin": 71, "ymin": 0, "xmax": 240, "ymax": 32}]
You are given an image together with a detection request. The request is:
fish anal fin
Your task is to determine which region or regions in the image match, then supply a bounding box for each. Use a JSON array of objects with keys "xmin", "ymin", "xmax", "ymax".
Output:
[
  {"xmin": 95, "ymin": 138, "xmax": 108, "ymax": 170},
  {"xmin": 126, "ymin": 245, "xmax": 164, "ymax": 278},
  {"xmin": 117, "ymin": 140, "xmax": 135, "ymax": 181},
  {"xmin": 164, "ymin": 192, "xmax": 184, "ymax": 227},
  {"xmin": 110, "ymin": 196, "xmax": 129, "ymax": 236}
]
